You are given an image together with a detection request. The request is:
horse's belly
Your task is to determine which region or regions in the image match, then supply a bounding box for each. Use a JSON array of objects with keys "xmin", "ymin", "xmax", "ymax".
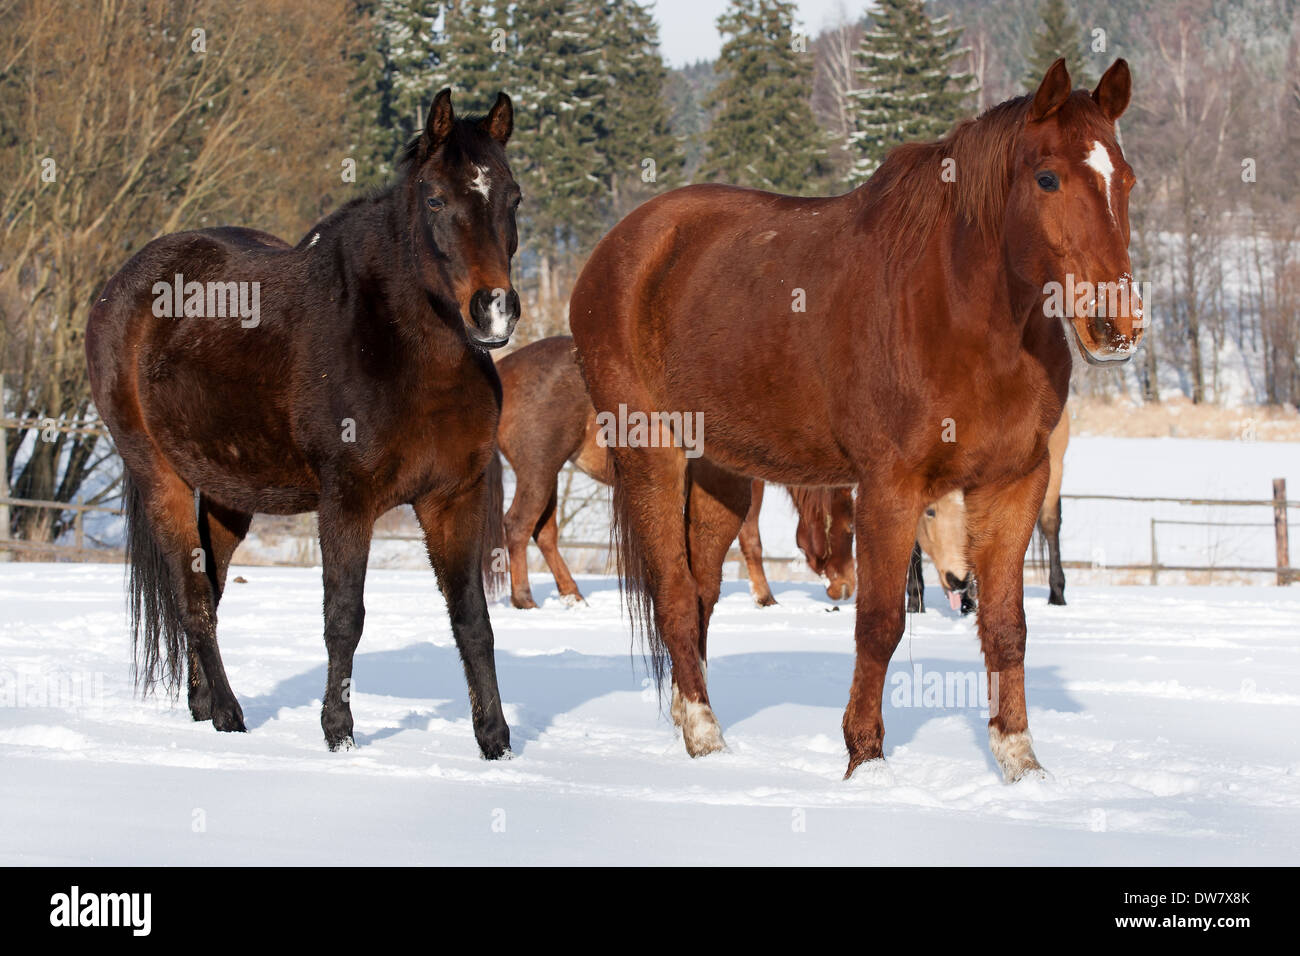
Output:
[{"xmin": 141, "ymin": 353, "xmax": 319, "ymax": 510}]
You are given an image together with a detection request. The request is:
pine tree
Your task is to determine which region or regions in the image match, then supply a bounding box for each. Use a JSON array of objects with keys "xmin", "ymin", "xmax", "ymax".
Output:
[
  {"xmin": 347, "ymin": 1, "xmax": 402, "ymax": 187},
  {"xmin": 503, "ymin": 0, "xmax": 607, "ymax": 252},
  {"xmin": 700, "ymin": 0, "xmax": 826, "ymax": 194},
  {"xmin": 1023, "ymin": 0, "xmax": 1093, "ymax": 91},
  {"xmin": 595, "ymin": 1, "xmax": 684, "ymax": 215},
  {"xmin": 429, "ymin": 1, "xmax": 506, "ymax": 104},
  {"xmin": 846, "ymin": 0, "xmax": 974, "ymax": 181},
  {"xmin": 386, "ymin": 0, "xmax": 442, "ymax": 138}
]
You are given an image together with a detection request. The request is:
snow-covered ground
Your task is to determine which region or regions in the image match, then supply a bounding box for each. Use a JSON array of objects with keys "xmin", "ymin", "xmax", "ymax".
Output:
[{"xmin": 2, "ymin": 561, "xmax": 1297, "ymax": 865}]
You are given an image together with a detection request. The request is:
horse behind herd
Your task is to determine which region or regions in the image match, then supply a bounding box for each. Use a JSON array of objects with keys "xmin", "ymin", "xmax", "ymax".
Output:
[{"xmin": 86, "ymin": 59, "xmax": 1138, "ymax": 782}]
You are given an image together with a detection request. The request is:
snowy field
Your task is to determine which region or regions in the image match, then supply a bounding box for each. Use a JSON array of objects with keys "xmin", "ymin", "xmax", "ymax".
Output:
[{"xmin": 2, "ymin": 561, "xmax": 1298, "ymax": 865}]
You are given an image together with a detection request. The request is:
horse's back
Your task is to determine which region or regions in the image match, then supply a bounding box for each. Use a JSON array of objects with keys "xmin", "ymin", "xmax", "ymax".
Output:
[
  {"xmin": 570, "ymin": 185, "xmax": 857, "ymax": 484},
  {"xmin": 497, "ymin": 335, "xmax": 603, "ymax": 477}
]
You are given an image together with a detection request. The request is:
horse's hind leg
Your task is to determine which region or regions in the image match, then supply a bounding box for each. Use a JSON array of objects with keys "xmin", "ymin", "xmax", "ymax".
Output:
[
  {"xmin": 612, "ymin": 446, "xmax": 723, "ymax": 757},
  {"xmin": 670, "ymin": 461, "xmax": 750, "ymax": 728},
  {"xmin": 130, "ymin": 461, "xmax": 245, "ymax": 731},
  {"xmin": 504, "ymin": 471, "xmax": 551, "ymax": 609},
  {"xmin": 188, "ymin": 496, "xmax": 252, "ymax": 721},
  {"xmin": 414, "ymin": 480, "xmax": 511, "ymax": 759},
  {"xmin": 738, "ymin": 480, "xmax": 776, "ymax": 607},
  {"xmin": 533, "ymin": 488, "xmax": 583, "ymax": 605}
]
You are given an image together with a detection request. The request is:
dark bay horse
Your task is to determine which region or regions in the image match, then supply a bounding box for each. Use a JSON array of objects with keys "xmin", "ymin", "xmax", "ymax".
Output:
[
  {"xmin": 571, "ymin": 60, "xmax": 1141, "ymax": 780},
  {"xmin": 916, "ymin": 405, "xmax": 1071, "ymax": 612},
  {"xmin": 86, "ymin": 91, "xmax": 522, "ymax": 757},
  {"xmin": 496, "ymin": 335, "xmax": 855, "ymax": 608}
]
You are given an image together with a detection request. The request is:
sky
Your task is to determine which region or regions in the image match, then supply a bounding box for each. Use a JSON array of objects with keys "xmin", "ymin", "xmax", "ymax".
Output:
[{"xmin": 649, "ymin": 0, "xmax": 870, "ymax": 66}]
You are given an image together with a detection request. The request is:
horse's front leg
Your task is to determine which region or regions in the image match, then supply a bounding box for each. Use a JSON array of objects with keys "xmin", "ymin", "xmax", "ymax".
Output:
[
  {"xmin": 414, "ymin": 481, "xmax": 511, "ymax": 760},
  {"xmin": 968, "ymin": 462, "xmax": 1051, "ymax": 782},
  {"xmin": 317, "ymin": 493, "xmax": 375, "ymax": 751},
  {"xmin": 843, "ymin": 485, "xmax": 922, "ymax": 778}
]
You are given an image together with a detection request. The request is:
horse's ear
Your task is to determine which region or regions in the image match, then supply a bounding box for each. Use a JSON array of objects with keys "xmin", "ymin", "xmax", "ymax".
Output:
[
  {"xmin": 420, "ymin": 88, "xmax": 455, "ymax": 159},
  {"xmin": 1092, "ymin": 59, "xmax": 1131, "ymax": 122},
  {"xmin": 480, "ymin": 92, "xmax": 513, "ymax": 145},
  {"xmin": 1029, "ymin": 58, "xmax": 1072, "ymax": 122}
]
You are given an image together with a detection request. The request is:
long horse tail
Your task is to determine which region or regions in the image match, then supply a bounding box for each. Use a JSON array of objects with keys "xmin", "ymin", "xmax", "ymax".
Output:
[
  {"xmin": 122, "ymin": 472, "xmax": 185, "ymax": 697},
  {"xmin": 610, "ymin": 456, "xmax": 667, "ymax": 695},
  {"xmin": 481, "ymin": 450, "xmax": 508, "ymax": 601}
]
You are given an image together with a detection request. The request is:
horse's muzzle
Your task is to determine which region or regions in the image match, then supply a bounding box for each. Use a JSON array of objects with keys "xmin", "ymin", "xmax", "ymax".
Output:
[{"xmin": 468, "ymin": 287, "xmax": 521, "ymax": 348}]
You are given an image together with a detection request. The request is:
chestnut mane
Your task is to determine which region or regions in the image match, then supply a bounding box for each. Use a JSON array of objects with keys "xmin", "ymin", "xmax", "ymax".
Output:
[{"xmin": 860, "ymin": 94, "xmax": 1032, "ymax": 265}]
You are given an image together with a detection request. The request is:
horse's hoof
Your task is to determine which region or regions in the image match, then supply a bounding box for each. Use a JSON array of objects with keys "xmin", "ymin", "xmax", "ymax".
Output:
[
  {"xmin": 511, "ymin": 595, "xmax": 538, "ymax": 610},
  {"xmin": 681, "ymin": 701, "xmax": 725, "ymax": 757},
  {"xmin": 844, "ymin": 757, "xmax": 894, "ymax": 785},
  {"xmin": 989, "ymin": 725, "xmax": 1047, "ymax": 782},
  {"xmin": 754, "ymin": 593, "xmax": 777, "ymax": 608},
  {"xmin": 477, "ymin": 733, "xmax": 512, "ymax": 760},
  {"xmin": 560, "ymin": 592, "xmax": 584, "ymax": 608},
  {"xmin": 211, "ymin": 698, "xmax": 246, "ymax": 733},
  {"xmin": 327, "ymin": 734, "xmax": 356, "ymax": 752}
]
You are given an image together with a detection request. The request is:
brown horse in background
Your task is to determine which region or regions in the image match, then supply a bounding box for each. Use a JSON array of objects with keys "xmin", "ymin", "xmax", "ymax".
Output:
[
  {"xmin": 917, "ymin": 406, "xmax": 1071, "ymax": 612},
  {"xmin": 86, "ymin": 91, "xmax": 521, "ymax": 757},
  {"xmin": 571, "ymin": 60, "xmax": 1140, "ymax": 780},
  {"xmin": 496, "ymin": 335, "xmax": 855, "ymax": 609}
]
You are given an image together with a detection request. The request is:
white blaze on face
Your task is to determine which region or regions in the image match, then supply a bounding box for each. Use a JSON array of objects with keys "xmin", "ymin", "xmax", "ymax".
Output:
[
  {"xmin": 469, "ymin": 164, "xmax": 491, "ymax": 202},
  {"xmin": 1085, "ymin": 141, "xmax": 1115, "ymax": 222}
]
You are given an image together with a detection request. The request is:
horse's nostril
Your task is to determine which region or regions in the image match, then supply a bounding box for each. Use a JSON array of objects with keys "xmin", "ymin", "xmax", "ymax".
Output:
[{"xmin": 944, "ymin": 571, "xmax": 969, "ymax": 592}]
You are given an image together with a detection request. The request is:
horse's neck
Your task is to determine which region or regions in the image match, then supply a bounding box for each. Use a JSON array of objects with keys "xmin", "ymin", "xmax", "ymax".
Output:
[
  {"xmin": 936, "ymin": 224, "xmax": 1071, "ymax": 403},
  {"xmin": 332, "ymin": 199, "xmax": 468, "ymax": 361}
]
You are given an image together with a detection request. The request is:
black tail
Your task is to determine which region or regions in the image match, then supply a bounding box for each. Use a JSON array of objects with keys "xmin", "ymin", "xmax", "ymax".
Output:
[
  {"xmin": 610, "ymin": 457, "xmax": 668, "ymax": 696},
  {"xmin": 480, "ymin": 450, "xmax": 507, "ymax": 600},
  {"xmin": 1029, "ymin": 519, "xmax": 1047, "ymax": 582},
  {"xmin": 122, "ymin": 473, "xmax": 185, "ymax": 697}
]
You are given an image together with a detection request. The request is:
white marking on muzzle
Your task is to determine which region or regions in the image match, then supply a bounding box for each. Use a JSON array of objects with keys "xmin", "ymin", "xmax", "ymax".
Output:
[{"xmin": 486, "ymin": 293, "xmax": 512, "ymax": 340}]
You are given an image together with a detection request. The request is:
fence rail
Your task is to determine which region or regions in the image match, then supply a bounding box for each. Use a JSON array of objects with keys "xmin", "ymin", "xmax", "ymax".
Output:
[{"xmin": 1, "ymin": 404, "xmax": 1296, "ymax": 585}]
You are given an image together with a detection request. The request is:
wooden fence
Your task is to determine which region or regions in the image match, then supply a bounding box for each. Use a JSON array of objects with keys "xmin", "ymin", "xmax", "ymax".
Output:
[{"xmin": 0, "ymin": 405, "xmax": 1296, "ymax": 584}]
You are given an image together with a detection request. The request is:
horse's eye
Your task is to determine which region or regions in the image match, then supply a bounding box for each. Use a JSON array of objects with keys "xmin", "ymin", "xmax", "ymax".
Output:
[
  {"xmin": 511, "ymin": 193, "xmax": 522, "ymax": 210},
  {"xmin": 1036, "ymin": 171, "xmax": 1059, "ymax": 192},
  {"xmin": 426, "ymin": 196, "xmax": 446, "ymax": 211},
  {"xmin": 925, "ymin": 508, "xmax": 936, "ymax": 518}
]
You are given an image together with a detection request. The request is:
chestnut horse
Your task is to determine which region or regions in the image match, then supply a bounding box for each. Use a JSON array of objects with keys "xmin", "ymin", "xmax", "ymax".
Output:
[
  {"xmin": 571, "ymin": 60, "xmax": 1140, "ymax": 780},
  {"xmin": 86, "ymin": 91, "xmax": 521, "ymax": 757},
  {"xmin": 916, "ymin": 406, "xmax": 1071, "ymax": 612},
  {"xmin": 496, "ymin": 335, "xmax": 854, "ymax": 608}
]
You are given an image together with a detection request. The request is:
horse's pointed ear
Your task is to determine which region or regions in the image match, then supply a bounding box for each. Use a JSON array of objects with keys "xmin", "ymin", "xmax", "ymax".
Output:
[
  {"xmin": 1029, "ymin": 58, "xmax": 1072, "ymax": 122},
  {"xmin": 1092, "ymin": 59, "xmax": 1131, "ymax": 122},
  {"xmin": 421, "ymin": 88, "xmax": 455, "ymax": 158},
  {"xmin": 480, "ymin": 92, "xmax": 513, "ymax": 145}
]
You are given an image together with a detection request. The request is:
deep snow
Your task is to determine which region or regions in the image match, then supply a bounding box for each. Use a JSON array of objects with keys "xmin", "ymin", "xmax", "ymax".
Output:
[{"xmin": 2, "ymin": 560, "xmax": 1297, "ymax": 865}]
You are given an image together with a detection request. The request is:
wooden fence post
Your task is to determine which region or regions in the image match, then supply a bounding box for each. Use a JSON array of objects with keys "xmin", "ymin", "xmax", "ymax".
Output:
[
  {"xmin": 1275, "ymin": 478, "xmax": 1290, "ymax": 586},
  {"xmin": 0, "ymin": 372, "xmax": 9, "ymax": 563},
  {"xmin": 1149, "ymin": 517, "xmax": 1158, "ymax": 585}
]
